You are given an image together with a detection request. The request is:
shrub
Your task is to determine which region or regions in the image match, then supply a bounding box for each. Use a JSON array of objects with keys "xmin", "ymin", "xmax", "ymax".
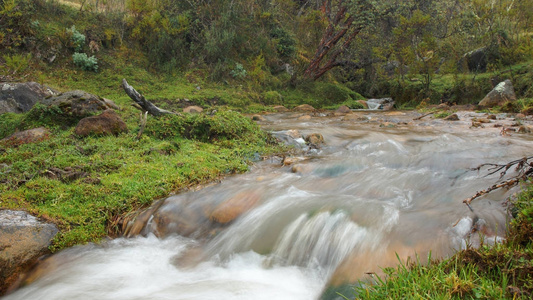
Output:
[
  {"xmin": 72, "ymin": 52, "xmax": 98, "ymax": 72},
  {"xmin": 67, "ymin": 25, "xmax": 85, "ymax": 52},
  {"xmin": 262, "ymin": 91, "xmax": 283, "ymax": 105},
  {"xmin": 230, "ymin": 63, "xmax": 247, "ymax": 80},
  {"xmin": 2, "ymin": 53, "xmax": 31, "ymax": 75}
]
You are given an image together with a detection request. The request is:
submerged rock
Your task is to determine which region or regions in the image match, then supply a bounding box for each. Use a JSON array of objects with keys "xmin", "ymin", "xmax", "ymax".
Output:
[
  {"xmin": 209, "ymin": 192, "xmax": 261, "ymax": 224},
  {"xmin": 444, "ymin": 113, "xmax": 460, "ymax": 121},
  {"xmin": 335, "ymin": 105, "xmax": 351, "ymax": 114},
  {"xmin": 0, "ymin": 210, "xmax": 58, "ymax": 295},
  {"xmin": 305, "ymin": 133, "xmax": 324, "ymax": 146}
]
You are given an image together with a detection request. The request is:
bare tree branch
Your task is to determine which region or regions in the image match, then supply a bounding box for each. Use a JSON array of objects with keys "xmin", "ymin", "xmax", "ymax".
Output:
[
  {"xmin": 463, "ymin": 156, "xmax": 533, "ymax": 209},
  {"xmin": 121, "ymin": 78, "xmax": 176, "ymax": 116}
]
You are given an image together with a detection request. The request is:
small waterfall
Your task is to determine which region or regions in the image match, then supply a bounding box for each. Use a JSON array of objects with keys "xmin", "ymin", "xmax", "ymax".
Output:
[{"xmin": 271, "ymin": 211, "xmax": 372, "ymax": 275}]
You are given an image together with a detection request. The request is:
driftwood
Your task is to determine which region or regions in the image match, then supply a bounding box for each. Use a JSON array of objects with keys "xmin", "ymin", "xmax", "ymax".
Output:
[
  {"xmin": 463, "ymin": 156, "xmax": 533, "ymax": 211},
  {"xmin": 121, "ymin": 78, "xmax": 175, "ymax": 116},
  {"xmin": 413, "ymin": 111, "xmax": 435, "ymax": 120}
]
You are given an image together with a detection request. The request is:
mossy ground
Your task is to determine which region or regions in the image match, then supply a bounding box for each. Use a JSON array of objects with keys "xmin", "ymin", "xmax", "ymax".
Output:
[{"xmin": 0, "ymin": 105, "xmax": 285, "ymax": 251}]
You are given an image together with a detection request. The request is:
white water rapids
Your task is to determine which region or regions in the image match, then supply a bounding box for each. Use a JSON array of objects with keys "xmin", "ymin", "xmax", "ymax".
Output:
[{"xmin": 4, "ymin": 111, "xmax": 533, "ymax": 300}]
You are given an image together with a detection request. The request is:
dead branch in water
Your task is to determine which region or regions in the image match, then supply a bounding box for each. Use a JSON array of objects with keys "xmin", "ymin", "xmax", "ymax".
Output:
[
  {"xmin": 121, "ymin": 78, "xmax": 176, "ymax": 116},
  {"xmin": 413, "ymin": 111, "xmax": 435, "ymax": 120},
  {"xmin": 463, "ymin": 156, "xmax": 533, "ymax": 210}
]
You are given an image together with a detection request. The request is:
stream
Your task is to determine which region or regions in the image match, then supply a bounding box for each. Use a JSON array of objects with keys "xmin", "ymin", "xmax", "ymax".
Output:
[{"xmin": 4, "ymin": 110, "xmax": 533, "ymax": 300}]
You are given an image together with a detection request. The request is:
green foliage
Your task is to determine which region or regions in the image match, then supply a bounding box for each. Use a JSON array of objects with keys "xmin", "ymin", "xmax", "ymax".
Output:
[
  {"xmin": 270, "ymin": 25, "xmax": 296, "ymax": 60},
  {"xmin": 0, "ymin": 112, "xmax": 24, "ymax": 139},
  {"xmin": 230, "ymin": 63, "xmax": 247, "ymax": 80},
  {"xmin": 0, "ymin": 107, "xmax": 283, "ymax": 250},
  {"xmin": 262, "ymin": 91, "xmax": 283, "ymax": 105},
  {"xmin": 1, "ymin": 52, "xmax": 31, "ymax": 75},
  {"xmin": 67, "ymin": 25, "xmax": 85, "ymax": 52},
  {"xmin": 148, "ymin": 110, "xmax": 268, "ymax": 143},
  {"xmin": 352, "ymin": 182, "xmax": 533, "ymax": 300},
  {"xmin": 72, "ymin": 52, "xmax": 98, "ymax": 72}
]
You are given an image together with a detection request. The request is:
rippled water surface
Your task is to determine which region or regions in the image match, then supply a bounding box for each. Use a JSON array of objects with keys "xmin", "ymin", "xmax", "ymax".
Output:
[{"xmin": 5, "ymin": 111, "xmax": 533, "ymax": 300}]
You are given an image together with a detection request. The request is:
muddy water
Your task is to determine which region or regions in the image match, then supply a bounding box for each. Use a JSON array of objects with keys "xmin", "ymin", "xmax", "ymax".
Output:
[{"xmin": 5, "ymin": 111, "xmax": 533, "ymax": 300}]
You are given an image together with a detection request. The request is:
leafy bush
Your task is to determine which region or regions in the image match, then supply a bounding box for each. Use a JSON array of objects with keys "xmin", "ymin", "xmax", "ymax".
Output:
[
  {"xmin": 230, "ymin": 63, "xmax": 247, "ymax": 80},
  {"xmin": 270, "ymin": 26, "xmax": 296, "ymax": 59},
  {"xmin": 315, "ymin": 82, "xmax": 361, "ymax": 106},
  {"xmin": 67, "ymin": 25, "xmax": 85, "ymax": 52},
  {"xmin": 262, "ymin": 91, "xmax": 283, "ymax": 105},
  {"xmin": 2, "ymin": 53, "xmax": 31, "ymax": 75},
  {"xmin": 72, "ymin": 52, "xmax": 98, "ymax": 72}
]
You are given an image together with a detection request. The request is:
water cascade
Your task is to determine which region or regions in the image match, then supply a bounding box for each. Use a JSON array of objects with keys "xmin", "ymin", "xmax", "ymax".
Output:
[{"xmin": 5, "ymin": 111, "xmax": 532, "ymax": 300}]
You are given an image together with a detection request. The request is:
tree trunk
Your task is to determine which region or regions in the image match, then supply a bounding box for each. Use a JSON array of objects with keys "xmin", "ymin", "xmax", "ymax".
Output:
[{"xmin": 303, "ymin": 0, "xmax": 364, "ymax": 80}]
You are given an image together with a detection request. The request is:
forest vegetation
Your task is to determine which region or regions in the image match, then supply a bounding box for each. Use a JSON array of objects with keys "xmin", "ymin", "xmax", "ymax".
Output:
[{"xmin": 1, "ymin": 0, "xmax": 533, "ymax": 299}]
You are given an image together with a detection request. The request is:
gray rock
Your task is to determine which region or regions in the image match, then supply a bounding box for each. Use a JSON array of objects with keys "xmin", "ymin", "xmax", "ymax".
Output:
[
  {"xmin": 0, "ymin": 210, "xmax": 58, "ymax": 295},
  {"xmin": 0, "ymin": 82, "xmax": 57, "ymax": 114},
  {"xmin": 40, "ymin": 90, "xmax": 114, "ymax": 118},
  {"xmin": 462, "ymin": 47, "xmax": 487, "ymax": 72},
  {"xmin": 479, "ymin": 79, "xmax": 517, "ymax": 108}
]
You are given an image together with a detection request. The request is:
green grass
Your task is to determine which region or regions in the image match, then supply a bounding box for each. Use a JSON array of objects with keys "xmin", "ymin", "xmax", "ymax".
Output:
[
  {"xmin": 346, "ymin": 183, "xmax": 533, "ymax": 300},
  {"xmin": 0, "ymin": 107, "xmax": 285, "ymax": 251}
]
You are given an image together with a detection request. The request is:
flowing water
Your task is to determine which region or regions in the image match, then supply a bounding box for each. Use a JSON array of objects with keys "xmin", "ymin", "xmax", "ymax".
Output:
[{"xmin": 5, "ymin": 111, "xmax": 533, "ymax": 300}]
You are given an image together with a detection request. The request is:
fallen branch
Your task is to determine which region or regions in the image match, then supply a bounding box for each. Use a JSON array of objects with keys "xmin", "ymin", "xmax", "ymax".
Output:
[
  {"xmin": 413, "ymin": 111, "xmax": 435, "ymax": 120},
  {"xmin": 463, "ymin": 156, "xmax": 533, "ymax": 210},
  {"xmin": 121, "ymin": 78, "xmax": 176, "ymax": 116}
]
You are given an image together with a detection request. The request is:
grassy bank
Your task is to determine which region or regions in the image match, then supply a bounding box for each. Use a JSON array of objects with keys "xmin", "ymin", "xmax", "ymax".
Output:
[
  {"xmin": 0, "ymin": 106, "xmax": 285, "ymax": 251},
  {"xmin": 347, "ymin": 184, "xmax": 533, "ymax": 299}
]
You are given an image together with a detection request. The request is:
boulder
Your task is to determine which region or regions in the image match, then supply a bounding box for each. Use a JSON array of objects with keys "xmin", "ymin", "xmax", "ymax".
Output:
[
  {"xmin": 74, "ymin": 109, "xmax": 128, "ymax": 137},
  {"xmin": 462, "ymin": 47, "xmax": 488, "ymax": 72},
  {"xmin": 479, "ymin": 80, "xmax": 517, "ymax": 108},
  {"xmin": 272, "ymin": 130, "xmax": 306, "ymax": 148},
  {"xmin": 305, "ymin": 133, "xmax": 324, "ymax": 145},
  {"xmin": 335, "ymin": 105, "xmax": 351, "ymax": 114},
  {"xmin": 0, "ymin": 210, "xmax": 59, "ymax": 295},
  {"xmin": 0, "ymin": 82, "xmax": 57, "ymax": 114},
  {"xmin": 40, "ymin": 90, "xmax": 114, "ymax": 118},
  {"xmin": 272, "ymin": 105, "xmax": 289, "ymax": 112},
  {"xmin": 251, "ymin": 115, "xmax": 266, "ymax": 121},
  {"xmin": 366, "ymin": 98, "xmax": 395, "ymax": 110},
  {"xmin": 356, "ymin": 100, "xmax": 369, "ymax": 109},
  {"xmin": 297, "ymin": 115, "xmax": 312, "ymax": 121},
  {"xmin": 444, "ymin": 113, "xmax": 460, "ymax": 121},
  {"xmin": 293, "ymin": 104, "xmax": 315, "ymax": 112},
  {"xmin": 151, "ymin": 198, "xmax": 208, "ymax": 238},
  {"xmin": 209, "ymin": 192, "xmax": 261, "ymax": 224},
  {"xmin": 183, "ymin": 106, "xmax": 203, "ymax": 113},
  {"xmin": 0, "ymin": 127, "xmax": 50, "ymax": 146}
]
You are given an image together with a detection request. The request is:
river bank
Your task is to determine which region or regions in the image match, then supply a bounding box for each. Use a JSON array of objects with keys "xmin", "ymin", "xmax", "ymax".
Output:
[{"xmin": 2, "ymin": 106, "xmax": 532, "ymax": 299}]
